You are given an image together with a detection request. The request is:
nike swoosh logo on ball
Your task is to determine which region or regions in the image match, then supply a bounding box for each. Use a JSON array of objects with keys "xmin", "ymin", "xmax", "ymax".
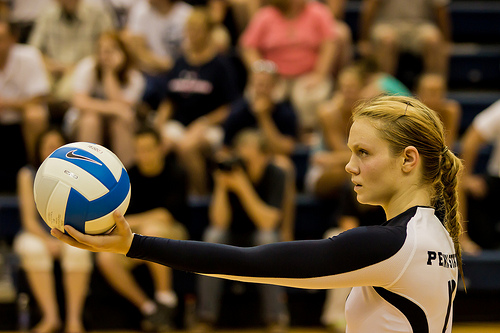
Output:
[{"xmin": 66, "ymin": 150, "xmax": 102, "ymax": 165}]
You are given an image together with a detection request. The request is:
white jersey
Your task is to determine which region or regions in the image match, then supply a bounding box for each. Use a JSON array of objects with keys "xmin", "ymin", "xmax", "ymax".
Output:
[{"xmin": 128, "ymin": 206, "xmax": 458, "ymax": 332}]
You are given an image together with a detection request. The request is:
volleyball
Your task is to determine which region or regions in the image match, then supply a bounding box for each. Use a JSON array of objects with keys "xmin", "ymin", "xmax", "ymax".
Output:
[{"xmin": 33, "ymin": 142, "xmax": 131, "ymax": 235}]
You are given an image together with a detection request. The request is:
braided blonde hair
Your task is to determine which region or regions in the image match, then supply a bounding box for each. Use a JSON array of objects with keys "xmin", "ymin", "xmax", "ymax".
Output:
[{"xmin": 352, "ymin": 95, "xmax": 464, "ymax": 279}]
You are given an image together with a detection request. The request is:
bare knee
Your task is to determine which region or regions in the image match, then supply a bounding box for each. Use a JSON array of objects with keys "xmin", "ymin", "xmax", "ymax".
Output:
[
  {"xmin": 374, "ymin": 27, "xmax": 398, "ymax": 48},
  {"xmin": 420, "ymin": 30, "xmax": 442, "ymax": 50},
  {"xmin": 23, "ymin": 104, "xmax": 48, "ymax": 127},
  {"xmin": 79, "ymin": 111, "xmax": 102, "ymax": 129},
  {"xmin": 335, "ymin": 21, "xmax": 352, "ymax": 46}
]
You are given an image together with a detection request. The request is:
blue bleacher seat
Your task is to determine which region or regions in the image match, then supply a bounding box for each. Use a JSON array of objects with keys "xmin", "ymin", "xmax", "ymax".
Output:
[
  {"xmin": 450, "ymin": 2, "xmax": 500, "ymax": 43},
  {"xmin": 462, "ymin": 250, "xmax": 500, "ymax": 291},
  {"xmin": 449, "ymin": 44, "xmax": 500, "ymax": 89},
  {"xmin": 344, "ymin": 1, "xmax": 500, "ymax": 44},
  {"xmin": 0, "ymin": 196, "xmax": 21, "ymax": 243}
]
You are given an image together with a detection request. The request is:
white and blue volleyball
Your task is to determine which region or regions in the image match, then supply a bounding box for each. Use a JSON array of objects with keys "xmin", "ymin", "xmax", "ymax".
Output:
[{"xmin": 34, "ymin": 142, "xmax": 131, "ymax": 234}]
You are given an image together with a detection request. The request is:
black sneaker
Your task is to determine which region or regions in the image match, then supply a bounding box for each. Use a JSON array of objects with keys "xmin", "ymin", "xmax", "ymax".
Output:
[{"xmin": 142, "ymin": 302, "xmax": 176, "ymax": 332}]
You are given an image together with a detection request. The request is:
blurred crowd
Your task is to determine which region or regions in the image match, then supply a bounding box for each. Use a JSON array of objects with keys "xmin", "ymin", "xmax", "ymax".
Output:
[{"xmin": 0, "ymin": 0, "xmax": 499, "ymax": 332}]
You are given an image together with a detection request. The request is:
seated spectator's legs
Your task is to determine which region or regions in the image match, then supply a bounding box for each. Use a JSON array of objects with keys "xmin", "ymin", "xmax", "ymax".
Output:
[
  {"xmin": 14, "ymin": 232, "xmax": 60, "ymax": 332},
  {"xmin": 97, "ymin": 218, "xmax": 188, "ymax": 327},
  {"xmin": 138, "ymin": 220, "xmax": 188, "ymax": 308},
  {"xmin": 196, "ymin": 226, "xmax": 230, "ymax": 324},
  {"xmin": 61, "ymin": 243, "xmax": 92, "ymax": 333},
  {"xmin": 14, "ymin": 232, "xmax": 91, "ymax": 333},
  {"xmin": 371, "ymin": 23, "xmax": 399, "ymax": 75},
  {"xmin": 273, "ymin": 76, "xmax": 332, "ymax": 134},
  {"xmin": 305, "ymin": 160, "xmax": 349, "ymax": 199},
  {"xmin": 109, "ymin": 113, "xmax": 136, "ymax": 168},
  {"xmin": 77, "ymin": 111, "xmax": 103, "ymax": 145},
  {"xmin": 417, "ymin": 24, "xmax": 449, "ymax": 76},
  {"xmin": 22, "ymin": 104, "xmax": 48, "ymax": 164},
  {"xmin": 289, "ymin": 75, "xmax": 333, "ymax": 133},
  {"xmin": 175, "ymin": 124, "xmax": 222, "ymax": 195},
  {"xmin": 97, "ymin": 252, "xmax": 150, "ymax": 311},
  {"xmin": 253, "ymin": 230, "xmax": 289, "ymax": 327}
]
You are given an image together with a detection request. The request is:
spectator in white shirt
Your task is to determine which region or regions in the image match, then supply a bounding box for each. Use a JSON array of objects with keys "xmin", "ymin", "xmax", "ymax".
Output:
[
  {"xmin": 70, "ymin": 31, "xmax": 145, "ymax": 167},
  {"xmin": 0, "ymin": 20, "xmax": 50, "ymax": 177}
]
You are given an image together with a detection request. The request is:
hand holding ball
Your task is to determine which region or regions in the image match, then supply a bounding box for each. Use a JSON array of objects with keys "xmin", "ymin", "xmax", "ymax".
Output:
[{"xmin": 34, "ymin": 142, "xmax": 131, "ymax": 234}]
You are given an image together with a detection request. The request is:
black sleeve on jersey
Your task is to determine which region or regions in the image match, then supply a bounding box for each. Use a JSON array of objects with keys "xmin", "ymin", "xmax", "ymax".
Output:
[{"xmin": 127, "ymin": 224, "xmax": 407, "ymax": 280}]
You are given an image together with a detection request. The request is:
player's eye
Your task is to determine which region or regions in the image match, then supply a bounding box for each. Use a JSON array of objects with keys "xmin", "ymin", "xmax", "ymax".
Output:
[{"xmin": 358, "ymin": 149, "xmax": 368, "ymax": 157}]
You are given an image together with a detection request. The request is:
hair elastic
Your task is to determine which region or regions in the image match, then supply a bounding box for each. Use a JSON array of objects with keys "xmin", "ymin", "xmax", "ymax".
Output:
[{"xmin": 441, "ymin": 146, "xmax": 449, "ymax": 156}]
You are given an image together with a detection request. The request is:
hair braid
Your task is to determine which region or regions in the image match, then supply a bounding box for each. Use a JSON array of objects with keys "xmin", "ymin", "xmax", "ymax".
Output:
[{"xmin": 439, "ymin": 149, "xmax": 464, "ymax": 282}]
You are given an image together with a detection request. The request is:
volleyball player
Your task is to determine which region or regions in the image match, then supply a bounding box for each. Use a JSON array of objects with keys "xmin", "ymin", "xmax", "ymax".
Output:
[{"xmin": 52, "ymin": 95, "xmax": 462, "ymax": 332}]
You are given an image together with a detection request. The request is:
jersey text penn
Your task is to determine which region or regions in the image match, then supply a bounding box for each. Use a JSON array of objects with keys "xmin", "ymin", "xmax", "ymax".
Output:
[{"xmin": 427, "ymin": 251, "xmax": 458, "ymax": 268}]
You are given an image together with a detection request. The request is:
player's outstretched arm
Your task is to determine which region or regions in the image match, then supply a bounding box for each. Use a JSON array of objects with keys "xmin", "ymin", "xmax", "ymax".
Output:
[
  {"xmin": 51, "ymin": 211, "xmax": 134, "ymax": 255},
  {"xmin": 53, "ymin": 210, "xmax": 404, "ymax": 290}
]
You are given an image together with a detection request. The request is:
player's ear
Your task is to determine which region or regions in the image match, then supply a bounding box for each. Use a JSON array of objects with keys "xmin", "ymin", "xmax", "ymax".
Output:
[{"xmin": 401, "ymin": 146, "xmax": 419, "ymax": 173}]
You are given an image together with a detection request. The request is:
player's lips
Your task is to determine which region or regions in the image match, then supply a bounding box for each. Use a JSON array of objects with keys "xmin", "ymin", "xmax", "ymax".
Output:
[{"xmin": 352, "ymin": 180, "xmax": 362, "ymax": 190}]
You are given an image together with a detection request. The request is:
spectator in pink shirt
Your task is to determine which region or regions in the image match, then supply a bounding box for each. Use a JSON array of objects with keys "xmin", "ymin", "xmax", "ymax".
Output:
[{"xmin": 240, "ymin": 0, "xmax": 338, "ymax": 136}]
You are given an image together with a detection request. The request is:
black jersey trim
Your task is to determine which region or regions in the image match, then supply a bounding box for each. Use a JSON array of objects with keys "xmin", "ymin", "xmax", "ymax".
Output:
[
  {"xmin": 442, "ymin": 279, "xmax": 456, "ymax": 333},
  {"xmin": 374, "ymin": 286, "xmax": 429, "ymax": 333}
]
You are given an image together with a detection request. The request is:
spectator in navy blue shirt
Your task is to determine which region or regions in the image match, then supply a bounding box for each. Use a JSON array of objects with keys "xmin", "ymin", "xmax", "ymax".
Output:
[
  {"xmin": 223, "ymin": 60, "xmax": 298, "ymax": 155},
  {"xmin": 154, "ymin": 8, "xmax": 239, "ymax": 195}
]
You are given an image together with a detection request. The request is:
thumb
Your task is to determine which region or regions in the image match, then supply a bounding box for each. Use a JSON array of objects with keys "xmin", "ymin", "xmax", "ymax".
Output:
[{"xmin": 113, "ymin": 210, "xmax": 129, "ymax": 232}]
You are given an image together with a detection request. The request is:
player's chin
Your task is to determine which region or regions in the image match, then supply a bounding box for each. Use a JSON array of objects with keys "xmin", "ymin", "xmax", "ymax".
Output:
[
  {"xmin": 354, "ymin": 193, "xmax": 367, "ymax": 204},
  {"xmin": 353, "ymin": 189, "xmax": 371, "ymax": 205}
]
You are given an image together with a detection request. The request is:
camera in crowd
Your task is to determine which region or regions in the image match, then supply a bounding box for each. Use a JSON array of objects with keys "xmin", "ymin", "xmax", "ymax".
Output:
[{"xmin": 216, "ymin": 156, "xmax": 244, "ymax": 172}]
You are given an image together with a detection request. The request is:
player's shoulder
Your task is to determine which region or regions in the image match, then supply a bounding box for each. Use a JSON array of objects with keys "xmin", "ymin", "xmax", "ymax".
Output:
[{"xmin": 384, "ymin": 206, "xmax": 438, "ymax": 227}]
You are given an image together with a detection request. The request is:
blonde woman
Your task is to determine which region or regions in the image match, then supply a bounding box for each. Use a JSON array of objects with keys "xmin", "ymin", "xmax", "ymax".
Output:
[{"xmin": 54, "ymin": 95, "xmax": 463, "ymax": 332}]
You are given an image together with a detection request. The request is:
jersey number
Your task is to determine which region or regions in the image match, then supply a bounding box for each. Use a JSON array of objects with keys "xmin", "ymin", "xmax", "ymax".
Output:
[{"xmin": 442, "ymin": 279, "xmax": 456, "ymax": 333}]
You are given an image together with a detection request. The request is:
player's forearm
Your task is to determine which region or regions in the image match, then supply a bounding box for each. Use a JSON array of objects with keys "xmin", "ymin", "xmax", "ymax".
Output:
[
  {"xmin": 133, "ymin": 45, "xmax": 172, "ymax": 74},
  {"xmin": 314, "ymin": 40, "xmax": 336, "ymax": 78},
  {"xmin": 102, "ymin": 70, "xmax": 132, "ymax": 105},
  {"xmin": 460, "ymin": 127, "xmax": 486, "ymax": 176},
  {"xmin": 204, "ymin": 104, "xmax": 230, "ymax": 126},
  {"xmin": 154, "ymin": 100, "xmax": 173, "ymax": 129},
  {"xmin": 240, "ymin": 47, "xmax": 262, "ymax": 70}
]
